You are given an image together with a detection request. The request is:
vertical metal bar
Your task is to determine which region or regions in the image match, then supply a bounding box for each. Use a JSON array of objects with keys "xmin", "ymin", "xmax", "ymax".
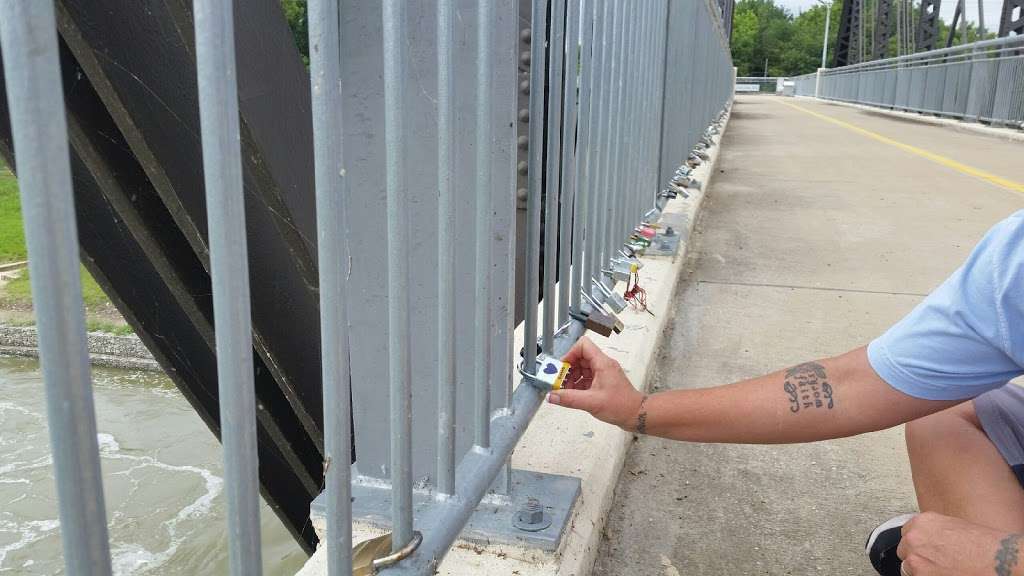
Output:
[
  {"xmin": 523, "ymin": 0, "xmax": 549, "ymax": 374},
  {"xmin": 542, "ymin": 0, "xmax": 565, "ymax": 353},
  {"xmin": 308, "ymin": 1, "xmax": 353, "ymax": 573},
  {"xmin": 571, "ymin": 0, "xmax": 595, "ymax": 315},
  {"xmin": 436, "ymin": 0, "xmax": 456, "ymax": 496},
  {"xmin": 475, "ymin": 0, "xmax": 494, "ymax": 449},
  {"xmin": 654, "ymin": 1, "xmax": 670, "ymax": 199},
  {"xmin": 557, "ymin": 0, "xmax": 580, "ymax": 324},
  {"xmin": 594, "ymin": 0, "xmax": 619, "ymax": 285},
  {"xmin": 493, "ymin": 0, "xmax": 518, "ymax": 496},
  {"xmin": 382, "ymin": 0, "xmax": 413, "ymax": 550},
  {"xmin": 0, "ymin": 3, "xmax": 113, "ymax": 575},
  {"xmin": 583, "ymin": 0, "xmax": 608, "ymax": 298},
  {"xmin": 603, "ymin": 3, "xmax": 625, "ymax": 267},
  {"xmin": 193, "ymin": 0, "xmax": 262, "ymax": 573}
]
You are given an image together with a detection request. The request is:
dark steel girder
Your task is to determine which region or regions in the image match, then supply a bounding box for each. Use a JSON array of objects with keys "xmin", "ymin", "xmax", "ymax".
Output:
[
  {"xmin": 874, "ymin": 0, "xmax": 894, "ymax": 59},
  {"xmin": 946, "ymin": 0, "xmax": 965, "ymax": 48},
  {"xmin": 0, "ymin": 0, "xmax": 336, "ymax": 552},
  {"xmin": 835, "ymin": 0, "xmax": 863, "ymax": 66},
  {"xmin": 1000, "ymin": 0, "xmax": 1024, "ymax": 36},
  {"xmin": 917, "ymin": 0, "xmax": 943, "ymax": 52}
]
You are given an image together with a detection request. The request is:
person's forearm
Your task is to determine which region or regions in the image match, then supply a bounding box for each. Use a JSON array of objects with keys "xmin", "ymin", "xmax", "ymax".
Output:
[{"xmin": 631, "ymin": 346, "xmax": 959, "ymax": 443}]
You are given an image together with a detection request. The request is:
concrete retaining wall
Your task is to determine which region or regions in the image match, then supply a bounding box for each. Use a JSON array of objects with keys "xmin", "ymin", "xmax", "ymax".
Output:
[{"xmin": 0, "ymin": 324, "xmax": 159, "ymax": 371}]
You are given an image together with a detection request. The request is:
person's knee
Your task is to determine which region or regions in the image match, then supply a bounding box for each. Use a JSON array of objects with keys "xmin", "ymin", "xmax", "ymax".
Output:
[{"xmin": 905, "ymin": 402, "xmax": 979, "ymax": 450}]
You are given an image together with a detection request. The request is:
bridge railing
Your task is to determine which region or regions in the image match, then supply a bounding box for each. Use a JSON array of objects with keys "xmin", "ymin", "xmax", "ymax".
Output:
[
  {"xmin": 0, "ymin": 1, "xmax": 732, "ymax": 575},
  {"xmin": 792, "ymin": 72, "xmax": 819, "ymax": 97},
  {"xmin": 810, "ymin": 35, "xmax": 1024, "ymax": 129},
  {"xmin": 736, "ymin": 76, "xmax": 786, "ymax": 94}
]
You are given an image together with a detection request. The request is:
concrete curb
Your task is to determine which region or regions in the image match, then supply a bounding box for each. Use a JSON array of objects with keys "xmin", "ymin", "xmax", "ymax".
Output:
[
  {"xmin": 297, "ymin": 104, "xmax": 733, "ymax": 576},
  {"xmin": 0, "ymin": 324, "xmax": 159, "ymax": 371},
  {"xmin": 0, "ymin": 260, "xmax": 27, "ymax": 273},
  {"xmin": 795, "ymin": 95, "xmax": 1024, "ymax": 143}
]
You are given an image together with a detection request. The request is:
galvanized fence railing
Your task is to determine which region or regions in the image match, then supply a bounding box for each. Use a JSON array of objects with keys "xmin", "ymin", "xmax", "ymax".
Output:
[
  {"xmin": 735, "ymin": 76, "xmax": 786, "ymax": 94},
  {"xmin": 806, "ymin": 35, "xmax": 1024, "ymax": 129},
  {"xmin": 792, "ymin": 72, "xmax": 819, "ymax": 98},
  {"xmin": 0, "ymin": 1, "xmax": 732, "ymax": 575}
]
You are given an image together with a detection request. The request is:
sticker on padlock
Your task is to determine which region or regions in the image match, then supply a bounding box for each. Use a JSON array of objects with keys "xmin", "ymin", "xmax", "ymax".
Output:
[{"xmin": 521, "ymin": 353, "xmax": 571, "ymax": 390}]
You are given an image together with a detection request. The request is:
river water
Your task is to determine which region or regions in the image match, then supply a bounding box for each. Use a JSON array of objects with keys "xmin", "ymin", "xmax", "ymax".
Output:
[{"xmin": 0, "ymin": 357, "xmax": 307, "ymax": 575}]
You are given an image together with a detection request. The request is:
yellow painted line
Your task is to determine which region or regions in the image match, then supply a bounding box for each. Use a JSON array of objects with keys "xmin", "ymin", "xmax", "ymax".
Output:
[{"xmin": 776, "ymin": 99, "xmax": 1024, "ymax": 196}]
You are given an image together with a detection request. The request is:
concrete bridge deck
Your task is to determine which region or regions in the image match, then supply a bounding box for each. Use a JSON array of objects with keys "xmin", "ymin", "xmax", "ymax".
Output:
[{"xmin": 593, "ymin": 95, "xmax": 1024, "ymax": 575}]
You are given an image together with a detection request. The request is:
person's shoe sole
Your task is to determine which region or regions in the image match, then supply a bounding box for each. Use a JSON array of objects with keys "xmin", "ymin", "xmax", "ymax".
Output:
[{"xmin": 866, "ymin": 513, "xmax": 917, "ymax": 576}]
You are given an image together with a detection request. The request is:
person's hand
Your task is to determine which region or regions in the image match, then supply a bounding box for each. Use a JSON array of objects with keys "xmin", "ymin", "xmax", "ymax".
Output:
[
  {"xmin": 898, "ymin": 512, "xmax": 1021, "ymax": 576},
  {"xmin": 547, "ymin": 337, "xmax": 645, "ymax": 431}
]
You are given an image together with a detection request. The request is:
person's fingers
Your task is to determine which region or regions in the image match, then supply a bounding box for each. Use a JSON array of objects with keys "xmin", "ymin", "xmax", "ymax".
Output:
[
  {"xmin": 547, "ymin": 389, "xmax": 600, "ymax": 414},
  {"xmin": 569, "ymin": 365, "xmax": 593, "ymax": 384},
  {"xmin": 562, "ymin": 336, "xmax": 612, "ymax": 369},
  {"xmin": 561, "ymin": 338, "xmax": 589, "ymax": 366},
  {"xmin": 566, "ymin": 372, "xmax": 592, "ymax": 390}
]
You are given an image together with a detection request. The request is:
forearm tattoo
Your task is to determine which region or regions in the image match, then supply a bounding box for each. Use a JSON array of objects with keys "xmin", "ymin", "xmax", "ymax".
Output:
[
  {"xmin": 635, "ymin": 395, "xmax": 649, "ymax": 435},
  {"xmin": 995, "ymin": 533, "xmax": 1023, "ymax": 576},
  {"xmin": 782, "ymin": 361, "xmax": 834, "ymax": 414}
]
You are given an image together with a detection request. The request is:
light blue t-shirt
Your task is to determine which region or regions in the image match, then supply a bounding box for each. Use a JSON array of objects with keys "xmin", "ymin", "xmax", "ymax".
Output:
[{"xmin": 868, "ymin": 210, "xmax": 1024, "ymax": 401}]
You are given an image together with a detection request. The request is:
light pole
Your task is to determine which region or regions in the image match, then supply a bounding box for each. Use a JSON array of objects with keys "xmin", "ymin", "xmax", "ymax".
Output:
[{"xmin": 818, "ymin": 0, "xmax": 832, "ymax": 69}]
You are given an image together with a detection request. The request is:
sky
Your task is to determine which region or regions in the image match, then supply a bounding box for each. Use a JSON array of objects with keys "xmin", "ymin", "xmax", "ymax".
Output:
[{"xmin": 775, "ymin": 0, "xmax": 1007, "ymax": 30}]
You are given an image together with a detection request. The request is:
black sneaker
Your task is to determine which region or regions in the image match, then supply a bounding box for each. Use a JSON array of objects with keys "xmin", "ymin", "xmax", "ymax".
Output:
[{"xmin": 866, "ymin": 514, "xmax": 916, "ymax": 575}]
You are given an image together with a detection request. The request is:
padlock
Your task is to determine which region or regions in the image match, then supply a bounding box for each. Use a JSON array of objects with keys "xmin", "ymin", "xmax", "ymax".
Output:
[
  {"xmin": 617, "ymin": 252, "xmax": 643, "ymax": 270},
  {"xmin": 603, "ymin": 266, "xmax": 629, "ymax": 282},
  {"xmin": 352, "ymin": 533, "xmax": 393, "ymax": 576},
  {"xmin": 580, "ymin": 289, "xmax": 622, "ymax": 337},
  {"xmin": 641, "ymin": 206, "xmax": 661, "ymax": 223},
  {"xmin": 611, "ymin": 313, "xmax": 624, "ymax": 334},
  {"xmin": 626, "ymin": 241, "xmax": 648, "ymax": 256},
  {"xmin": 594, "ymin": 279, "xmax": 628, "ymax": 313},
  {"xmin": 584, "ymin": 308, "xmax": 617, "ymax": 337},
  {"xmin": 521, "ymin": 352, "xmax": 571, "ymax": 390},
  {"xmin": 352, "ymin": 531, "xmax": 423, "ymax": 575},
  {"xmin": 611, "ymin": 258, "xmax": 635, "ymax": 276}
]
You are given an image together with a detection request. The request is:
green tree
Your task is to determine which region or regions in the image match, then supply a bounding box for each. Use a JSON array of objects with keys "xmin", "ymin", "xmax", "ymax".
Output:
[
  {"xmin": 280, "ymin": 0, "xmax": 309, "ymax": 65},
  {"xmin": 781, "ymin": 5, "xmax": 837, "ymax": 73},
  {"xmin": 731, "ymin": 0, "xmax": 794, "ymax": 76},
  {"xmin": 730, "ymin": 0, "xmax": 969, "ymax": 76}
]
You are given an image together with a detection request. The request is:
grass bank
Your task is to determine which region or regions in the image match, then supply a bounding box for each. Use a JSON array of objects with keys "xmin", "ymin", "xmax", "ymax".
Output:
[
  {"xmin": 0, "ymin": 160, "xmax": 131, "ymax": 335},
  {"xmin": 0, "ymin": 161, "xmax": 26, "ymax": 263}
]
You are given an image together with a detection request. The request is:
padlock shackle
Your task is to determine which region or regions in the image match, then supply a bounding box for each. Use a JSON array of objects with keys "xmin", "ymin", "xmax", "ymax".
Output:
[{"xmin": 371, "ymin": 530, "xmax": 422, "ymax": 573}]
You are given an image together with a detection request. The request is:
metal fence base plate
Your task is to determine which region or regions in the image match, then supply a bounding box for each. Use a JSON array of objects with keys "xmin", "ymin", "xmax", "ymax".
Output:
[
  {"xmin": 648, "ymin": 212, "xmax": 688, "ymax": 257},
  {"xmin": 310, "ymin": 468, "xmax": 581, "ymax": 552}
]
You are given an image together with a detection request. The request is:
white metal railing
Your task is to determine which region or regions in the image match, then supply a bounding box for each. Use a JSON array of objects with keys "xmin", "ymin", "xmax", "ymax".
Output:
[
  {"xmin": 805, "ymin": 35, "xmax": 1024, "ymax": 128},
  {"xmin": 736, "ymin": 76, "xmax": 786, "ymax": 94}
]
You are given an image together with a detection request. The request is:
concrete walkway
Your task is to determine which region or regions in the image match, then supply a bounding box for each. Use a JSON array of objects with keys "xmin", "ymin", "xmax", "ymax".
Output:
[{"xmin": 592, "ymin": 95, "xmax": 1024, "ymax": 575}]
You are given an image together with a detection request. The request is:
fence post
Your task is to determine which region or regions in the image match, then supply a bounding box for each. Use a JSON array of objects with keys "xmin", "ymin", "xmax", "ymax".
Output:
[{"xmin": 0, "ymin": 3, "xmax": 114, "ymax": 574}]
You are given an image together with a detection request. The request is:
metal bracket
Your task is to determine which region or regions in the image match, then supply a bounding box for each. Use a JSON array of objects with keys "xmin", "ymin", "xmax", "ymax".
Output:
[{"xmin": 310, "ymin": 469, "xmax": 581, "ymax": 552}]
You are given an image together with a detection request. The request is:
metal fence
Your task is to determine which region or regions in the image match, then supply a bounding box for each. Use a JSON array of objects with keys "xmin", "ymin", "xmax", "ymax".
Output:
[
  {"xmin": 805, "ymin": 35, "xmax": 1024, "ymax": 129},
  {"xmin": 735, "ymin": 76, "xmax": 785, "ymax": 94},
  {"xmin": 792, "ymin": 72, "xmax": 819, "ymax": 97},
  {"xmin": 0, "ymin": 1, "xmax": 732, "ymax": 575}
]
